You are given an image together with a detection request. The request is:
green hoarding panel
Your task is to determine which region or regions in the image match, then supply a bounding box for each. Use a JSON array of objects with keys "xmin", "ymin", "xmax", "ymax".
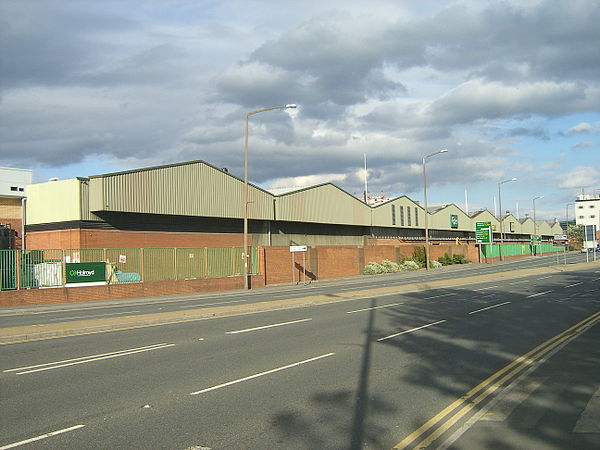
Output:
[{"xmin": 66, "ymin": 262, "xmax": 105, "ymax": 283}]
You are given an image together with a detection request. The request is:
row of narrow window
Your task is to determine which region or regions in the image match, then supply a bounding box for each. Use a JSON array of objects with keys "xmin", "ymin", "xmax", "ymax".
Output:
[{"xmin": 391, "ymin": 205, "xmax": 419, "ymax": 227}]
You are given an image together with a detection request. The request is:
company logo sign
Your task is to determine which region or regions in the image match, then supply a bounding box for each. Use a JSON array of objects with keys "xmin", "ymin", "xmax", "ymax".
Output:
[{"xmin": 66, "ymin": 263, "xmax": 105, "ymax": 283}]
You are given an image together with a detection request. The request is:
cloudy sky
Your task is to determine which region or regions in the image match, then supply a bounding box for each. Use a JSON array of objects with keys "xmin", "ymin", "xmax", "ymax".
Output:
[{"xmin": 1, "ymin": 0, "xmax": 599, "ymax": 221}]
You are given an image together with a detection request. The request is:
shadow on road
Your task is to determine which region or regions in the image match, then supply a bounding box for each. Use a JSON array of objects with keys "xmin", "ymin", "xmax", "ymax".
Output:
[{"xmin": 268, "ymin": 269, "xmax": 599, "ymax": 449}]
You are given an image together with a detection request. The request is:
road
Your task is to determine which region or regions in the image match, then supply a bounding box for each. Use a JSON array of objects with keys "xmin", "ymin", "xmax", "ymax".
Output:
[{"xmin": 0, "ymin": 254, "xmax": 598, "ymax": 449}]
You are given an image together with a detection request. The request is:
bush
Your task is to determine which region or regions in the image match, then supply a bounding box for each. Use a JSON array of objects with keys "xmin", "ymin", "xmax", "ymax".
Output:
[
  {"xmin": 429, "ymin": 260, "xmax": 443, "ymax": 269},
  {"xmin": 380, "ymin": 259, "xmax": 400, "ymax": 273},
  {"xmin": 438, "ymin": 253, "xmax": 453, "ymax": 266},
  {"xmin": 363, "ymin": 262, "xmax": 384, "ymax": 275},
  {"xmin": 399, "ymin": 260, "xmax": 421, "ymax": 271},
  {"xmin": 452, "ymin": 254, "xmax": 469, "ymax": 264},
  {"xmin": 412, "ymin": 246, "xmax": 427, "ymax": 267}
]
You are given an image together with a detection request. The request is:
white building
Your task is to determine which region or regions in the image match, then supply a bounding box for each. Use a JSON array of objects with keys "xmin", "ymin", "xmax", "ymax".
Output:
[
  {"xmin": 575, "ymin": 193, "xmax": 600, "ymax": 245},
  {"xmin": 0, "ymin": 167, "xmax": 32, "ymax": 196}
]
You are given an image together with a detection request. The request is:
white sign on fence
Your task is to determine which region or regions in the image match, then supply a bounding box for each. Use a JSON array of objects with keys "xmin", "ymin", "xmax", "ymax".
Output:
[{"xmin": 289, "ymin": 245, "xmax": 308, "ymax": 252}]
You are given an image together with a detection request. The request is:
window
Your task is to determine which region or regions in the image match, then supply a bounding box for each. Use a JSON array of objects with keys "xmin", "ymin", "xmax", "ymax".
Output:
[
  {"xmin": 578, "ymin": 205, "xmax": 584, "ymax": 209},
  {"xmin": 391, "ymin": 205, "xmax": 396, "ymax": 225},
  {"xmin": 407, "ymin": 207, "xmax": 412, "ymax": 226},
  {"xmin": 590, "ymin": 205, "xmax": 595, "ymax": 208},
  {"xmin": 579, "ymin": 216, "xmax": 585, "ymax": 219},
  {"xmin": 10, "ymin": 186, "xmax": 18, "ymax": 191},
  {"xmin": 591, "ymin": 215, "xmax": 596, "ymax": 219},
  {"xmin": 400, "ymin": 206, "xmax": 405, "ymax": 226},
  {"xmin": 415, "ymin": 207, "xmax": 419, "ymax": 227}
]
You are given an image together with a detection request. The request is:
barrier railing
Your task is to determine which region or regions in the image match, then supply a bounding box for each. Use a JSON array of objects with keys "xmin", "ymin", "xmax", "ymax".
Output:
[{"xmin": 0, "ymin": 246, "xmax": 258, "ymax": 290}]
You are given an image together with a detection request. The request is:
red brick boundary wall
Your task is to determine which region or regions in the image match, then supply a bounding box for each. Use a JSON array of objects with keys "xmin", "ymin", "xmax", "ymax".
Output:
[
  {"xmin": 0, "ymin": 274, "xmax": 265, "ymax": 308},
  {"xmin": 1, "ymin": 243, "xmax": 480, "ymax": 307}
]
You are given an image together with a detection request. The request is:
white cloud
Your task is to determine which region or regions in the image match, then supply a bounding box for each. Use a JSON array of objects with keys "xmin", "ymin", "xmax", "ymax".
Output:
[{"xmin": 559, "ymin": 166, "xmax": 600, "ymax": 188}]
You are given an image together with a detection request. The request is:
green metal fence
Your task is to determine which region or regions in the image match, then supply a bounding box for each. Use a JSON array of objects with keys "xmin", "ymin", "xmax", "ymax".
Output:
[
  {"xmin": 0, "ymin": 246, "xmax": 259, "ymax": 290},
  {"xmin": 480, "ymin": 243, "xmax": 564, "ymax": 259},
  {"xmin": 0, "ymin": 250, "xmax": 17, "ymax": 290}
]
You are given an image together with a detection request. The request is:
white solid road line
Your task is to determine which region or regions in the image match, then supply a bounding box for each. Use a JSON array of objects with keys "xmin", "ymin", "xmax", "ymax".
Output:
[
  {"xmin": 423, "ymin": 293, "xmax": 458, "ymax": 300},
  {"xmin": 346, "ymin": 303, "xmax": 403, "ymax": 314},
  {"xmin": 527, "ymin": 290, "xmax": 553, "ymax": 298},
  {"xmin": 47, "ymin": 310, "xmax": 141, "ymax": 321},
  {"xmin": 0, "ymin": 424, "xmax": 86, "ymax": 449},
  {"xmin": 565, "ymin": 282, "xmax": 583, "ymax": 288},
  {"xmin": 190, "ymin": 352, "xmax": 335, "ymax": 395},
  {"xmin": 4, "ymin": 343, "xmax": 174, "ymax": 375},
  {"xmin": 468, "ymin": 302, "xmax": 511, "ymax": 315},
  {"xmin": 377, "ymin": 320, "xmax": 447, "ymax": 342},
  {"xmin": 225, "ymin": 318, "xmax": 312, "ymax": 334},
  {"xmin": 539, "ymin": 276, "xmax": 553, "ymax": 280},
  {"xmin": 473, "ymin": 286, "xmax": 499, "ymax": 291}
]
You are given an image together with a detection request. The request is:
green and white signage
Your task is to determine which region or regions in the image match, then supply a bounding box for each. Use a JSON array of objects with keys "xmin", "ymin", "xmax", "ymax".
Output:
[
  {"xmin": 476, "ymin": 221, "xmax": 492, "ymax": 244},
  {"xmin": 450, "ymin": 214, "xmax": 459, "ymax": 229},
  {"xmin": 66, "ymin": 262, "xmax": 106, "ymax": 284}
]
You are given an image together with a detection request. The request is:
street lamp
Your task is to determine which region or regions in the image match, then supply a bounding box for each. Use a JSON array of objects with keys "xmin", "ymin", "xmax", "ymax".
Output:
[
  {"xmin": 532, "ymin": 195, "xmax": 543, "ymax": 255},
  {"xmin": 243, "ymin": 104, "xmax": 297, "ymax": 290},
  {"xmin": 497, "ymin": 177, "xmax": 517, "ymax": 261},
  {"xmin": 565, "ymin": 202, "xmax": 574, "ymax": 229},
  {"xmin": 423, "ymin": 149, "xmax": 448, "ymax": 270}
]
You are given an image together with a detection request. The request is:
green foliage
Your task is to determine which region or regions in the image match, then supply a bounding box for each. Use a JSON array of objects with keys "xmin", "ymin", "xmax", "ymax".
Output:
[
  {"xmin": 438, "ymin": 253, "xmax": 470, "ymax": 266},
  {"xmin": 429, "ymin": 260, "xmax": 443, "ymax": 269},
  {"xmin": 452, "ymin": 254, "xmax": 469, "ymax": 264},
  {"xmin": 567, "ymin": 224, "xmax": 584, "ymax": 246},
  {"xmin": 438, "ymin": 253, "xmax": 453, "ymax": 266},
  {"xmin": 399, "ymin": 260, "xmax": 421, "ymax": 271},
  {"xmin": 363, "ymin": 262, "xmax": 384, "ymax": 275},
  {"xmin": 380, "ymin": 259, "xmax": 400, "ymax": 273},
  {"xmin": 412, "ymin": 246, "xmax": 426, "ymax": 267}
]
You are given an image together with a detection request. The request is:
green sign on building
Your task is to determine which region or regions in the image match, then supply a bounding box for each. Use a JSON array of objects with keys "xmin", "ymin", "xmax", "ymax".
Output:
[
  {"xmin": 66, "ymin": 262, "xmax": 106, "ymax": 284},
  {"xmin": 450, "ymin": 214, "xmax": 459, "ymax": 229},
  {"xmin": 531, "ymin": 235, "xmax": 542, "ymax": 245},
  {"xmin": 476, "ymin": 221, "xmax": 492, "ymax": 244}
]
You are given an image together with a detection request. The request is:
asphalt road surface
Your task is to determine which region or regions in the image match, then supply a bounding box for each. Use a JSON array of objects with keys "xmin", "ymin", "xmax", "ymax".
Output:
[{"xmin": 1, "ymin": 254, "xmax": 598, "ymax": 449}]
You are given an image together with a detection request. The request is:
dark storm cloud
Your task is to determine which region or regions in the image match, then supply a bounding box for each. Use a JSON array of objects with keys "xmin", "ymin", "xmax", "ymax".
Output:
[{"xmin": 0, "ymin": 1, "xmax": 138, "ymax": 90}]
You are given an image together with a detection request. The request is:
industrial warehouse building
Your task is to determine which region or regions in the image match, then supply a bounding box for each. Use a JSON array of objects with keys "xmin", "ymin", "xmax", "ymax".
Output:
[
  {"xmin": 24, "ymin": 160, "xmax": 563, "ymax": 249},
  {"xmin": 0, "ymin": 159, "xmax": 567, "ymax": 306}
]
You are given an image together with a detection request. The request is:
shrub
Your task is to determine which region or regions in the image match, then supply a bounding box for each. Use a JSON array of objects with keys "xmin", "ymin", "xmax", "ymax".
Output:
[
  {"xmin": 380, "ymin": 259, "xmax": 400, "ymax": 273},
  {"xmin": 438, "ymin": 253, "xmax": 453, "ymax": 266},
  {"xmin": 363, "ymin": 262, "xmax": 384, "ymax": 275},
  {"xmin": 452, "ymin": 254, "xmax": 469, "ymax": 264},
  {"xmin": 412, "ymin": 246, "xmax": 427, "ymax": 267},
  {"xmin": 429, "ymin": 260, "xmax": 443, "ymax": 269},
  {"xmin": 399, "ymin": 260, "xmax": 421, "ymax": 271}
]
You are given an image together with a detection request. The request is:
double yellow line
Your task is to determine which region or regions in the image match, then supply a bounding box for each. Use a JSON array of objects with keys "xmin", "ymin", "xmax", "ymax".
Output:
[{"xmin": 393, "ymin": 310, "xmax": 600, "ymax": 449}]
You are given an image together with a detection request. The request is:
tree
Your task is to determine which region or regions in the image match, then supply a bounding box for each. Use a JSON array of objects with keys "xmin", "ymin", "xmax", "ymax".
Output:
[{"xmin": 567, "ymin": 224, "xmax": 583, "ymax": 249}]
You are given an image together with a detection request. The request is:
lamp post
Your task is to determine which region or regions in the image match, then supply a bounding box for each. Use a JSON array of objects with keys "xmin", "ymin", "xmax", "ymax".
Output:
[
  {"xmin": 497, "ymin": 177, "xmax": 517, "ymax": 261},
  {"xmin": 423, "ymin": 149, "xmax": 448, "ymax": 270},
  {"xmin": 565, "ymin": 202, "xmax": 574, "ymax": 229},
  {"xmin": 532, "ymin": 195, "xmax": 543, "ymax": 255},
  {"xmin": 243, "ymin": 104, "xmax": 297, "ymax": 290}
]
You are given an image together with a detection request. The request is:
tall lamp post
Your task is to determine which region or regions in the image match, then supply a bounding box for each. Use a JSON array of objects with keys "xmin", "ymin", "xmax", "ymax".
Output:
[
  {"xmin": 497, "ymin": 177, "xmax": 517, "ymax": 261},
  {"xmin": 532, "ymin": 195, "xmax": 543, "ymax": 255},
  {"xmin": 565, "ymin": 202, "xmax": 574, "ymax": 229},
  {"xmin": 423, "ymin": 149, "xmax": 448, "ymax": 270},
  {"xmin": 243, "ymin": 104, "xmax": 297, "ymax": 290}
]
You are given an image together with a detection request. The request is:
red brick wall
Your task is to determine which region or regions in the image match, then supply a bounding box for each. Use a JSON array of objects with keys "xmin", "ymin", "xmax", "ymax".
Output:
[
  {"xmin": 315, "ymin": 246, "xmax": 363, "ymax": 280},
  {"xmin": 0, "ymin": 274, "xmax": 264, "ymax": 308}
]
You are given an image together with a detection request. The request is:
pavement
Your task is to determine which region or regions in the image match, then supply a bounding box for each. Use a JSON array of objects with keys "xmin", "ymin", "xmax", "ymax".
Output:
[{"xmin": 1, "ymin": 260, "xmax": 597, "ymax": 345}]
